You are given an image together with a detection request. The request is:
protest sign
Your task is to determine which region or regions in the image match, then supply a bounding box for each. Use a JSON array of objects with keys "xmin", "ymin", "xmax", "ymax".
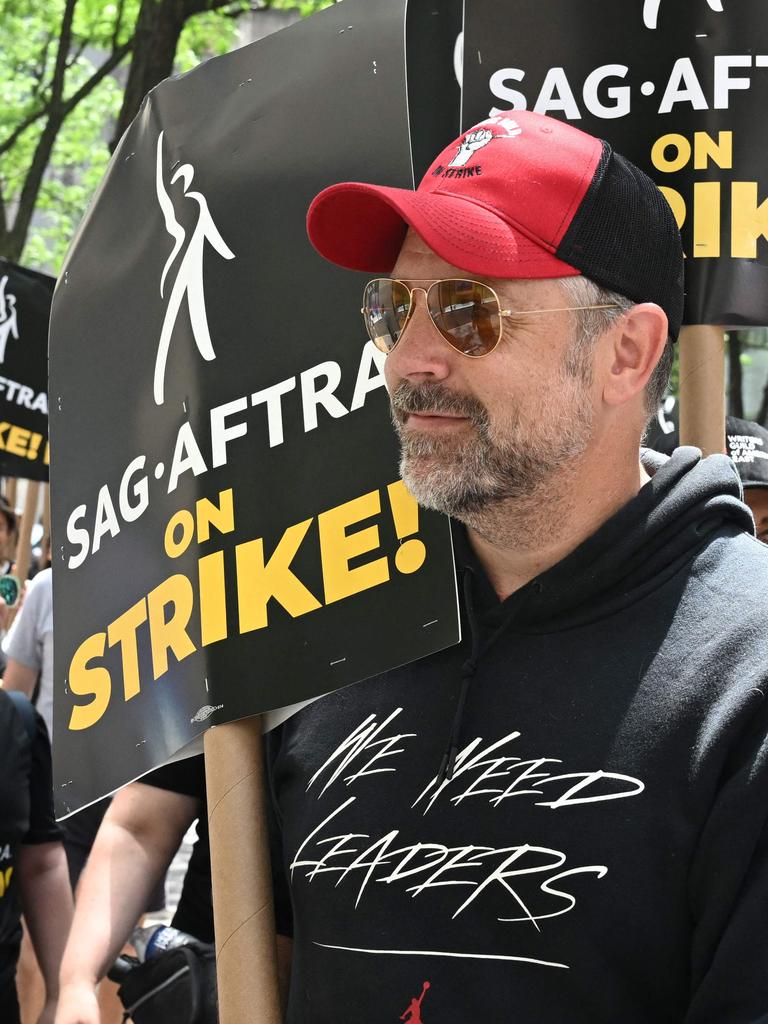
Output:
[
  {"xmin": 462, "ymin": 0, "xmax": 768, "ymax": 327},
  {"xmin": 50, "ymin": 0, "xmax": 462, "ymax": 817},
  {"xmin": 0, "ymin": 259, "xmax": 51, "ymax": 481}
]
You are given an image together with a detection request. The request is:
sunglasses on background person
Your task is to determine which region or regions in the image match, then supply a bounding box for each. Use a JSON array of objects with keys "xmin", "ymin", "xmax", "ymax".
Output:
[{"xmin": 361, "ymin": 277, "xmax": 622, "ymax": 358}]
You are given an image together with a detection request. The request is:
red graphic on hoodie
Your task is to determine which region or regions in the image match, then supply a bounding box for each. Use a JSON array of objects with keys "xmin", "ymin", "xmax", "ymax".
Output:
[{"xmin": 400, "ymin": 981, "xmax": 431, "ymax": 1022}]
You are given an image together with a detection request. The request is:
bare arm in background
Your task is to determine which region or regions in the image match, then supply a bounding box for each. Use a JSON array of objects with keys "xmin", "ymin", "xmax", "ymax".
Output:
[
  {"xmin": 55, "ymin": 781, "xmax": 200, "ymax": 1024},
  {"xmin": 17, "ymin": 840, "xmax": 74, "ymax": 1024},
  {"xmin": 2, "ymin": 656, "xmax": 38, "ymax": 697},
  {"xmin": 0, "ymin": 595, "xmax": 12, "ymax": 635}
]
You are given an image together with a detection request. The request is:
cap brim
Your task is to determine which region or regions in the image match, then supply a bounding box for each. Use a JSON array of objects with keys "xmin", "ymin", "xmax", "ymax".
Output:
[{"xmin": 306, "ymin": 181, "xmax": 580, "ymax": 280}]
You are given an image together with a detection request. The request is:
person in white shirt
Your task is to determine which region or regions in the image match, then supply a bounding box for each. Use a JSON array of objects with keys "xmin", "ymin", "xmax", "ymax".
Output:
[{"xmin": 3, "ymin": 568, "xmax": 52, "ymax": 736}]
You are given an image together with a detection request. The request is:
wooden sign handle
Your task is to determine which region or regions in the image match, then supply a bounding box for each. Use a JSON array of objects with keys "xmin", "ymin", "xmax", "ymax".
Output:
[
  {"xmin": 15, "ymin": 480, "xmax": 40, "ymax": 583},
  {"xmin": 204, "ymin": 716, "xmax": 282, "ymax": 1024},
  {"xmin": 678, "ymin": 325, "xmax": 726, "ymax": 457},
  {"xmin": 5, "ymin": 477, "xmax": 18, "ymax": 509}
]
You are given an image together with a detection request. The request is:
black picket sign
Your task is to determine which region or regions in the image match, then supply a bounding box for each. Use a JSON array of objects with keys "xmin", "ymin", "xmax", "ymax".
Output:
[
  {"xmin": 0, "ymin": 259, "xmax": 51, "ymax": 482},
  {"xmin": 50, "ymin": 0, "xmax": 462, "ymax": 816}
]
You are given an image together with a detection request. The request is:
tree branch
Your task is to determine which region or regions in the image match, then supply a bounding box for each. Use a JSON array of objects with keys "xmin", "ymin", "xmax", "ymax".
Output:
[
  {"xmin": 31, "ymin": 31, "xmax": 55, "ymax": 98},
  {"xmin": 48, "ymin": 0, "xmax": 78, "ymax": 116},
  {"xmin": 0, "ymin": 108, "xmax": 50, "ymax": 159},
  {"xmin": 61, "ymin": 38, "xmax": 133, "ymax": 117},
  {"xmin": 65, "ymin": 39, "xmax": 88, "ymax": 70},
  {"xmin": 112, "ymin": 0, "xmax": 126, "ymax": 51},
  {"xmin": 183, "ymin": 0, "xmax": 248, "ymax": 18},
  {"xmin": 0, "ymin": 35, "xmax": 133, "ymax": 159}
]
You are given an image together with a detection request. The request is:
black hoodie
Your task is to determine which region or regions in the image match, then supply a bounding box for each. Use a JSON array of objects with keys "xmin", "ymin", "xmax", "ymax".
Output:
[{"xmin": 266, "ymin": 447, "xmax": 768, "ymax": 1023}]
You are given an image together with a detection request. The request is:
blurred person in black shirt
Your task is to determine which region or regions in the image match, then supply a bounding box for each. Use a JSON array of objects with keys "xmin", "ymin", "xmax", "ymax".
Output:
[{"xmin": 0, "ymin": 690, "xmax": 73, "ymax": 1024}]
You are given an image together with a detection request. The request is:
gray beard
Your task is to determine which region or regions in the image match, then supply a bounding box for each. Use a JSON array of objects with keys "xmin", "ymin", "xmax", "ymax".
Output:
[{"xmin": 389, "ymin": 379, "xmax": 593, "ymax": 519}]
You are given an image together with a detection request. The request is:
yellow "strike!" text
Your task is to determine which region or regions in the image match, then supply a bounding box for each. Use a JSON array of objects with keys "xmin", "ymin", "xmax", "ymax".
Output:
[{"xmin": 67, "ymin": 483, "xmax": 426, "ymax": 731}]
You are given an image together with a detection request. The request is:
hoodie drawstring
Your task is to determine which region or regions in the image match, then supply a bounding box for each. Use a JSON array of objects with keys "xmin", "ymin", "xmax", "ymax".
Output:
[{"xmin": 436, "ymin": 564, "xmax": 544, "ymax": 784}]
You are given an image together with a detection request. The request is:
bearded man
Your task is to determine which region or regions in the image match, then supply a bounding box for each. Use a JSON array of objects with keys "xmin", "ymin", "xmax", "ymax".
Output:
[{"xmin": 264, "ymin": 110, "xmax": 768, "ymax": 1023}]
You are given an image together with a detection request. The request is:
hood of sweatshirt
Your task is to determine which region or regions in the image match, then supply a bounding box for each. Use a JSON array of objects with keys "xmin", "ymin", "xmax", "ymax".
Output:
[
  {"xmin": 434, "ymin": 446, "xmax": 756, "ymax": 782},
  {"xmin": 453, "ymin": 446, "xmax": 753, "ymax": 634}
]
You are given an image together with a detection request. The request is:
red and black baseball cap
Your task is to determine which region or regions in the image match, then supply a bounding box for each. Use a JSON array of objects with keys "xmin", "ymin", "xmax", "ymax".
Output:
[{"xmin": 307, "ymin": 110, "xmax": 684, "ymax": 340}]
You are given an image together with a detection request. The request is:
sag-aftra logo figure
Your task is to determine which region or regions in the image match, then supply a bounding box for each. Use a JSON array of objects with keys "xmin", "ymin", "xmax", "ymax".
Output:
[
  {"xmin": 0, "ymin": 276, "xmax": 19, "ymax": 364},
  {"xmin": 154, "ymin": 131, "xmax": 235, "ymax": 406},
  {"xmin": 643, "ymin": 0, "xmax": 723, "ymax": 29}
]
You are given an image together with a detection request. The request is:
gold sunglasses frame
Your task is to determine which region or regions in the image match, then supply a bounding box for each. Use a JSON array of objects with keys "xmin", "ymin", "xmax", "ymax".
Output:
[{"xmin": 361, "ymin": 277, "xmax": 623, "ymax": 358}]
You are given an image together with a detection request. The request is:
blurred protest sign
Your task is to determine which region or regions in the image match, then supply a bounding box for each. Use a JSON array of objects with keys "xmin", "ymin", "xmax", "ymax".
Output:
[
  {"xmin": 50, "ymin": 0, "xmax": 463, "ymax": 817},
  {"xmin": 462, "ymin": 0, "xmax": 768, "ymax": 327},
  {"xmin": 0, "ymin": 259, "xmax": 51, "ymax": 481}
]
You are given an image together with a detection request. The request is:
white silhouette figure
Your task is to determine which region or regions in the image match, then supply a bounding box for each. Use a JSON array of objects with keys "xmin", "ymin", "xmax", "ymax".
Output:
[
  {"xmin": 657, "ymin": 395, "xmax": 676, "ymax": 436},
  {"xmin": 0, "ymin": 276, "xmax": 19, "ymax": 364},
  {"xmin": 154, "ymin": 130, "xmax": 235, "ymax": 405},
  {"xmin": 643, "ymin": 0, "xmax": 723, "ymax": 29},
  {"xmin": 448, "ymin": 128, "xmax": 494, "ymax": 167}
]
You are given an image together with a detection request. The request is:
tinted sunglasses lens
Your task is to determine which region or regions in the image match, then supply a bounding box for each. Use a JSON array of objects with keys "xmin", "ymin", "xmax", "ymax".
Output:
[
  {"xmin": 362, "ymin": 279, "xmax": 412, "ymax": 353},
  {"xmin": 428, "ymin": 280, "xmax": 500, "ymax": 355}
]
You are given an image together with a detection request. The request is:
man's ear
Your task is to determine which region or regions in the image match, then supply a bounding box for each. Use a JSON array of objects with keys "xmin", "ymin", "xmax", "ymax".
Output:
[{"xmin": 601, "ymin": 303, "xmax": 669, "ymax": 407}]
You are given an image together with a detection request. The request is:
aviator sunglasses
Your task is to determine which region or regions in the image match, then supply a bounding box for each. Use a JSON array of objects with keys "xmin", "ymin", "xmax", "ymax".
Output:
[{"xmin": 362, "ymin": 278, "xmax": 622, "ymax": 358}]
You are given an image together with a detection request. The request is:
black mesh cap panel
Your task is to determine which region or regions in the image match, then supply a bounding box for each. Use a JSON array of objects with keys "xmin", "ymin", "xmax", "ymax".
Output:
[{"xmin": 556, "ymin": 144, "xmax": 684, "ymax": 340}]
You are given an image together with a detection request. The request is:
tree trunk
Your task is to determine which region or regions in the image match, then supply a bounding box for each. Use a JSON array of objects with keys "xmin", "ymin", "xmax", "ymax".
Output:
[
  {"xmin": 0, "ymin": 112, "xmax": 65, "ymax": 262},
  {"xmin": 110, "ymin": 0, "xmax": 239, "ymax": 153},
  {"xmin": 727, "ymin": 332, "xmax": 744, "ymax": 419},
  {"xmin": 109, "ymin": 0, "xmax": 188, "ymax": 152}
]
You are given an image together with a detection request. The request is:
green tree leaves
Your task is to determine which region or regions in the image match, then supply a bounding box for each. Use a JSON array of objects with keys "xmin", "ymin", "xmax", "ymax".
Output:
[{"xmin": 0, "ymin": 0, "xmax": 333, "ymax": 273}]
